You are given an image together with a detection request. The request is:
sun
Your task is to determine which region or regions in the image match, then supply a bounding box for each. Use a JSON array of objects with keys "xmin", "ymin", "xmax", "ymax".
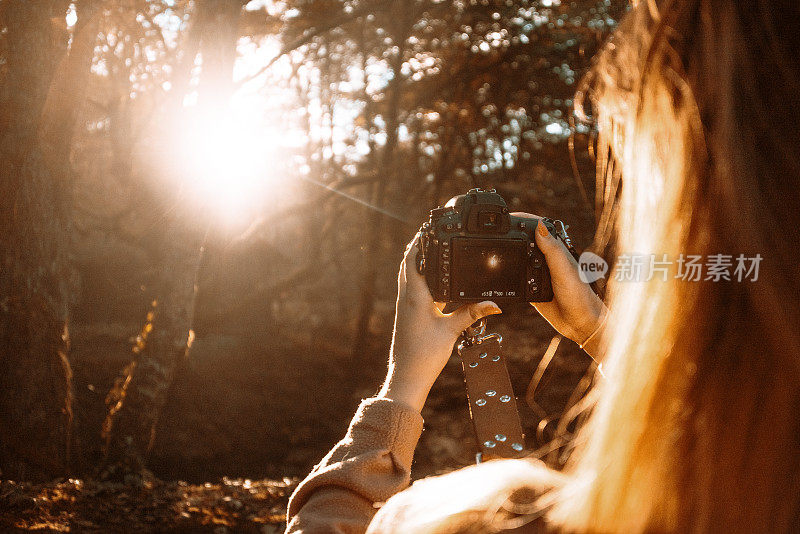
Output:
[
  {"xmin": 173, "ymin": 107, "xmax": 282, "ymax": 226},
  {"xmin": 165, "ymin": 33, "xmax": 302, "ymax": 229}
]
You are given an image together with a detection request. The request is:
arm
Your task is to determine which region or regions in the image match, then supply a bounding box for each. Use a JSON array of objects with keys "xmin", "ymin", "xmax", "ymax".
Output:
[
  {"xmin": 287, "ymin": 239, "xmax": 501, "ymax": 533},
  {"xmin": 286, "ymin": 397, "xmax": 423, "ymax": 534}
]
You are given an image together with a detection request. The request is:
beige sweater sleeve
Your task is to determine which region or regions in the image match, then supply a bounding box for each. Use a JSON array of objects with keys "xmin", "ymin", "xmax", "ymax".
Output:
[{"xmin": 286, "ymin": 397, "xmax": 424, "ymax": 534}]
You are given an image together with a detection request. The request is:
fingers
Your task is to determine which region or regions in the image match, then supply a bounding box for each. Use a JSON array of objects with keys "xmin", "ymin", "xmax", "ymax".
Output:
[
  {"xmin": 404, "ymin": 232, "xmax": 420, "ymax": 259},
  {"xmin": 447, "ymin": 301, "xmax": 502, "ymax": 333},
  {"xmin": 511, "ymin": 212, "xmax": 577, "ymax": 269},
  {"xmin": 398, "ymin": 233, "xmax": 420, "ymax": 283},
  {"xmin": 398, "ymin": 232, "xmax": 436, "ymax": 307},
  {"xmin": 404, "ymin": 232, "xmax": 430, "ymax": 294},
  {"xmin": 535, "ymin": 219, "xmax": 578, "ymax": 272}
]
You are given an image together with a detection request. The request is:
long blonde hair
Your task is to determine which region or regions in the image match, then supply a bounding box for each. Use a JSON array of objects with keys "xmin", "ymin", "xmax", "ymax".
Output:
[
  {"xmin": 388, "ymin": 1, "xmax": 800, "ymax": 532},
  {"xmin": 548, "ymin": 0, "xmax": 800, "ymax": 531}
]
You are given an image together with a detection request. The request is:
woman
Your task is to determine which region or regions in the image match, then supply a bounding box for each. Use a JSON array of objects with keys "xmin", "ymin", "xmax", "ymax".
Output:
[{"xmin": 287, "ymin": 0, "xmax": 800, "ymax": 532}]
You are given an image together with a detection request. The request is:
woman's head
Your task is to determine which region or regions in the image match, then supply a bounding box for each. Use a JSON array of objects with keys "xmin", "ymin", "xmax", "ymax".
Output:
[{"xmin": 549, "ymin": 0, "xmax": 800, "ymax": 531}]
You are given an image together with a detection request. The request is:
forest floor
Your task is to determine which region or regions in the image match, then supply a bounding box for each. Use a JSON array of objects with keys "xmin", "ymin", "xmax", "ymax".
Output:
[
  {"xmin": 0, "ymin": 476, "xmax": 294, "ymax": 533},
  {"xmin": 0, "ymin": 308, "xmax": 592, "ymax": 533}
]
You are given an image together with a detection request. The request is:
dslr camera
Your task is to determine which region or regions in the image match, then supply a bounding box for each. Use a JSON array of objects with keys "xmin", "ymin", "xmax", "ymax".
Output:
[{"xmin": 417, "ymin": 188, "xmax": 574, "ymax": 306}]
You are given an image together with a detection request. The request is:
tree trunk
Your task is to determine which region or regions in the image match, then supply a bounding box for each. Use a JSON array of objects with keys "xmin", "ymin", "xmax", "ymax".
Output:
[
  {"xmin": 195, "ymin": 0, "xmax": 246, "ymax": 108},
  {"xmin": 101, "ymin": 223, "xmax": 204, "ymax": 479},
  {"xmin": 100, "ymin": 0, "xmax": 247, "ymax": 478},
  {"xmin": 351, "ymin": 4, "xmax": 408, "ymax": 358},
  {"xmin": 0, "ymin": 0, "xmax": 77, "ymax": 481}
]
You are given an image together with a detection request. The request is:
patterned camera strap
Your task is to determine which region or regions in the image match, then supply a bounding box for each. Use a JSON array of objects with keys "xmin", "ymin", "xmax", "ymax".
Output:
[{"xmin": 459, "ymin": 336, "xmax": 527, "ymax": 461}]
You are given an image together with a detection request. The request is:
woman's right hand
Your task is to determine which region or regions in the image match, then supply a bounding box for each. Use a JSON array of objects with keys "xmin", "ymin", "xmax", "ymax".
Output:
[{"xmin": 512, "ymin": 213, "xmax": 608, "ymax": 358}]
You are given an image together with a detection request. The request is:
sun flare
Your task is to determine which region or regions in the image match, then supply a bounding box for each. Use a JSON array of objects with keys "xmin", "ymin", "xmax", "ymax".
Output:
[{"xmin": 173, "ymin": 108, "xmax": 283, "ymax": 225}]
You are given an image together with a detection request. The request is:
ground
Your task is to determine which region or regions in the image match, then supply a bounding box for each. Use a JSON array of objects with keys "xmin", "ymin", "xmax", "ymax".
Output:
[{"xmin": 0, "ymin": 477, "xmax": 294, "ymax": 533}]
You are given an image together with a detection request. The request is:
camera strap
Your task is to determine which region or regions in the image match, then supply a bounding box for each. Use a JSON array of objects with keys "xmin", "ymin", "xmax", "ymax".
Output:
[{"xmin": 458, "ymin": 320, "xmax": 527, "ymax": 462}]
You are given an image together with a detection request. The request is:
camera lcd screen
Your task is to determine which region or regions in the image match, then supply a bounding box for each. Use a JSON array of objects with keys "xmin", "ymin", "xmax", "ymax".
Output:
[{"xmin": 450, "ymin": 238, "xmax": 526, "ymax": 299}]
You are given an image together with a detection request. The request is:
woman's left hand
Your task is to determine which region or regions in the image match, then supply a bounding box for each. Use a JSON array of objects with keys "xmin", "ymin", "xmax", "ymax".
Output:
[{"xmin": 377, "ymin": 234, "xmax": 502, "ymax": 412}]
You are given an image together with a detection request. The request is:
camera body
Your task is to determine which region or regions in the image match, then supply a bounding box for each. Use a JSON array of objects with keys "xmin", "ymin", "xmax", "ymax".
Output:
[{"xmin": 417, "ymin": 188, "xmax": 557, "ymax": 306}]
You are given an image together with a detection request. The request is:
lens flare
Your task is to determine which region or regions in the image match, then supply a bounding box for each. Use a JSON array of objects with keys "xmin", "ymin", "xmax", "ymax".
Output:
[{"xmin": 174, "ymin": 109, "xmax": 281, "ymax": 226}]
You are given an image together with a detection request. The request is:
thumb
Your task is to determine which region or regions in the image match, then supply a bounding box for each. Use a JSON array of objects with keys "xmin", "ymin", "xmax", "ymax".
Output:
[{"xmin": 450, "ymin": 301, "xmax": 502, "ymax": 333}]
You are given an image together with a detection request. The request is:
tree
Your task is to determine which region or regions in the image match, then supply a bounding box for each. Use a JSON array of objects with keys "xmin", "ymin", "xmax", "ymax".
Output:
[
  {"xmin": 0, "ymin": 0, "xmax": 98, "ymax": 480},
  {"xmin": 0, "ymin": 0, "xmax": 624, "ymax": 480},
  {"xmin": 271, "ymin": 0, "xmax": 624, "ymax": 354},
  {"xmin": 99, "ymin": 0, "xmax": 252, "ymax": 478}
]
